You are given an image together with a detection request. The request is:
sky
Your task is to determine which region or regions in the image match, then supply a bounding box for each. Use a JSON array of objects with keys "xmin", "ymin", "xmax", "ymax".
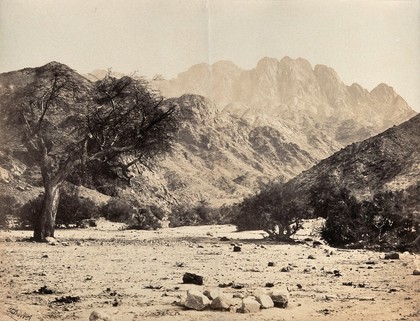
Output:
[{"xmin": 0, "ymin": 0, "xmax": 419, "ymax": 111}]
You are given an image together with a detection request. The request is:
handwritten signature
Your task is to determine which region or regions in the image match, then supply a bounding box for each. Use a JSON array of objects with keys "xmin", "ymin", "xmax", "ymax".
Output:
[{"xmin": 6, "ymin": 307, "xmax": 32, "ymax": 321}]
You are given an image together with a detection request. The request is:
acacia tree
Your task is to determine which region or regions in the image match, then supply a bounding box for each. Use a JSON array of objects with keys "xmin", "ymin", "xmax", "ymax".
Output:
[{"xmin": 4, "ymin": 62, "xmax": 178, "ymax": 241}]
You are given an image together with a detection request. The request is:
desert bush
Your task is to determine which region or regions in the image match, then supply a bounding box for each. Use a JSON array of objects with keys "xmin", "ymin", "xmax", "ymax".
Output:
[
  {"xmin": 168, "ymin": 199, "xmax": 221, "ymax": 227},
  {"xmin": 100, "ymin": 198, "xmax": 133, "ymax": 222},
  {"xmin": 129, "ymin": 206, "xmax": 162, "ymax": 230},
  {"xmin": 56, "ymin": 191, "xmax": 100, "ymax": 227},
  {"xmin": 234, "ymin": 183, "xmax": 306, "ymax": 240},
  {"xmin": 17, "ymin": 191, "xmax": 100, "ymax": 229},
  {"xmin": 0, "ymin": 194, "xmax": 20, "ymax": 228},
  {"xmin": 17, "ymin": 195, "xmax": 43, "ymax": 229},
  {"xmin": 320, "ymin": 187, "xmax": 419, "ymax": 250},
  {"xmin": 100, "ymin": 197, "xmax": 162, "ymax": 230}
]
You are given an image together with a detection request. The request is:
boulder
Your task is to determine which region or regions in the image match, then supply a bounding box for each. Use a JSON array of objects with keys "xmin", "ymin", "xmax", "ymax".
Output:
[
  {"xmin": 384, "ymin": 252, "xmax": 399, "ymax": 260},
  {"xmin": 89, "ymin": 311, "xmax": 114, "ymax": 321},
  {"xmin": 233, "ymin": 246, "xmax": 241, "ymax": 252},
  {"xmin": 413, "ymin": 269, "xmax": 420, "ymax": 275},
  {"xmin": 183, "ymin": 289, "xmax": 211, "ymax": 310},
  {"xmin": 210, "ymin": 295, "xmax": 235, "ymax": 311},
  {"xmin": 240, "ymin": 297, "xmax": 260, "ymax": 313},
  {"xmin": 183, "ymin": 272, "xmax": 203, "ymax": 285},
  {"xmin": 255, "ymin": 294, "xmax": 274, "ymax": 309},
  {"xmin": 203, "ymin": 288, "xmax": 221, "ymax": 300},
  {"xmin": 270, "ymin": 290, "xmax": 289, "ymax": 308}
]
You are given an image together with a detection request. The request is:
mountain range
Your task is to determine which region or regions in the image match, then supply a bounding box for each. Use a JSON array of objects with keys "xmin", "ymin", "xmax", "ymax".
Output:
[{"xmin": 0, "ymin": 58, "xmax": 417, "ymax": 210}]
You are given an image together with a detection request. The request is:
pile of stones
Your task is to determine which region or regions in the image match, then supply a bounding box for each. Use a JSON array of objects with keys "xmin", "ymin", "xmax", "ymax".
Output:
[{"xmin": 181, "ymin": 288, "xmax": 289, "ymax": 313}]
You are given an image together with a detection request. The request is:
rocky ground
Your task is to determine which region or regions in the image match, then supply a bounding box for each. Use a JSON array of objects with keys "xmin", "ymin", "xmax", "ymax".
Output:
[{"xmin": 0, "ymin": 221, "xmax": 419, "ymax": 321}]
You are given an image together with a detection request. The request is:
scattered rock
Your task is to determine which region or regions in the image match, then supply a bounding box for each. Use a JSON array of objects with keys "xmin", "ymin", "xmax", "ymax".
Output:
[
  {"xmin": 265, "ymin": 282, "xmax": 275, "ymax": 288},
  {"xmin": 296, "ymin": 283, "xmax": 302, "ymax": 289},
  {"xmin": 268, "ymin": 262, "xmax": 275, "ymax": 267},
  {"xmin": 42, "ymin": 254, "xmax": 49, "ymax": 258},
  {"xmin": 240, "ymin": 297, "xmax": 260, "ymax": 313},
  {"xmin": 183, "ymin": 272, "xmax": 203, "ymax": 285},
  {"xmin": 281, "ymin": 266, "xmax": 291, "ymax": 272},
  {"xmin": 35, "ymin": 285, "xmax": 54, "ymax": 294},
  {"xmin": 270, "ymin": 290, "xmax": 289, "ymax": 308},
  {"xmin": 89, "ymin": 311, "xmax": 114, "ymax": 321},
  {"xmin": 303, "ymin": 268, "xmax": 311, "ymax": 273},
  {"xmin": 342, "ymin": 282, "xmax": 353, "ymax": 286},
  {"xmin": 233, "ymin": 246, "xmax": 241, "ymax": 252},
  {"xmin": 308, "ymin": 255, "xmax": 316, "ymax": 259},
  {"xmin": 255, "ymin": 294, "xmax": 274, "ymax": 309},
  {"xmin": 384, "ymin": 252, "xmax": 399, "ymax": 260},
  {"xmin": 5, "ymin": 237, "xmax": 14, "ymax": 242},
  {"xmin": 45, "ymin": 237, "xmax": 58, "ymax": 245},
  {"xmin": 61, "ymin": 242, "xmax": 70, "ymax": 246},
  {"xmin": 218, "ymin": 282, "xmax": 233, "ymax": 288},
  {"xmin": 220, "ymin": 236, "xmax": 230, "ymax": 241},
  {"xmin": 210, "ymin": 295, "xmax": 234, "ymax": 311},
  {"xmin": 413, "ymin": 270, "xmax": 420, "ymax": 275},
  {"xmin": 333, "ymin": 270, "xmax": 342, "ymax": 277},
  {"xmin": 53, "ymin": 296, "xmax": 80, "ymax": 304},
  {"xmin": 183, "ymin": 289, "xmax": 211, "ymax": 311},
  {"xmin": 313, "ymin": 241, "xmax": 323, "ymax": 247},
  {"xmin": 144, "ymin": 284, "xmax": 163, "ymax": 290},
  {"xmin": 232, "ymin": 283, "xmax": 245, "ymax": 289}
]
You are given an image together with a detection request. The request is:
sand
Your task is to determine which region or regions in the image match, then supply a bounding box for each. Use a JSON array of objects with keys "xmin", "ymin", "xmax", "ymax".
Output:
[{"xmin": 0, "ymin": 221, "xmax": 419, "ymax": 321}]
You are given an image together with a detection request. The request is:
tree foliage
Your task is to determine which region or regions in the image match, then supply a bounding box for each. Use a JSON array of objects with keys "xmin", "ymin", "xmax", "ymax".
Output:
[
  {"xmin": 319, "ymin": 185, "xmax": 419, "ymax": 250},
  {"xmin": 2, "ymin": 62, "xmax": 178, "ymax": 240},
  {"xmin": 234, "ymin": 183, "xmax": 306, "ymax": 240}
]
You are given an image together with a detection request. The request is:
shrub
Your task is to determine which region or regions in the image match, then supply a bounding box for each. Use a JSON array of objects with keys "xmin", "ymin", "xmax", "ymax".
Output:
[
  {"xmin": 100, "ymin": 198, "xmax": 133, "ymax": 222},
  {"xmin": 17, "ymin": 195, "xmax": 43, "ymax": 229},
  {"xmin": 100, "ymin": 197, "xmax": 163, "ymax": 230},
  {"xmin": 56, "ymin": 191, "xmax": 100, "ymax": 227},
  {"xmin": 168, "ymin": 199, "xmax": 221, "ymax": 227},
  {"xmin": 234, "ymin": 183, "xmax": 306, "ymax": 240},
  {"xmin": 0, "ymin": 194, "xmax": 20, "ymax": 228},
  {"xmin": 320, "ymin": 187, "xmax": 419, "ymax": 250}
]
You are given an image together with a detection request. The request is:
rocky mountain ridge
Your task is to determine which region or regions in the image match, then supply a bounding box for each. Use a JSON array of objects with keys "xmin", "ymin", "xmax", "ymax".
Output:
[{"xmin": 0, "ymin": 60, "xmax": 417, "ymax": 209}]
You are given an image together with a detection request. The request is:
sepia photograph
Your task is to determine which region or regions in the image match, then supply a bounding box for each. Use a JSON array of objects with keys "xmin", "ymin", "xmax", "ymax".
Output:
[{"xmin": 0, "ymin": 0, "xmax": 419, "ymax": 320}]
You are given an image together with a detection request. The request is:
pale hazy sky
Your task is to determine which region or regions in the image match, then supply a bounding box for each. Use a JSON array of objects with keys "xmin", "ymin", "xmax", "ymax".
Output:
[{"xmin": 0, "ymin": 0, "xmax": 419, "ymax": 111}]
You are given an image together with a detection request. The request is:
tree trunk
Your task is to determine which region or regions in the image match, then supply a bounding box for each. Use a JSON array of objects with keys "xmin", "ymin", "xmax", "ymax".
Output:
[{"xmin": 33, "ymin": 183, "xmax": 60, "ymax": 241}]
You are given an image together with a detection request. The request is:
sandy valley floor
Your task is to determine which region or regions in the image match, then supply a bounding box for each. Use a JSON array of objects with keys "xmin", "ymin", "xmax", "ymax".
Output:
[{"xmin": 0, "ymin": 221, "xmax": 419, "ymax": 321}]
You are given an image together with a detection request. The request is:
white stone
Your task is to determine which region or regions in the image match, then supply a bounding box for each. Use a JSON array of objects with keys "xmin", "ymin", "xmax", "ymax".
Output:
[
  {"xmin": 89, "ymin": 311, "xmax": 113, "ymax": 321},
  {"xmin": 183, "ymin": 289, "xmax": 211, "ymax": 311},
  {"xmin": 241, "ymin": 297, "xmax": 260, "ymax": 313},
  {"xmin": 255, "ymin": 294, "xmax": 274, "ymax": 309}
]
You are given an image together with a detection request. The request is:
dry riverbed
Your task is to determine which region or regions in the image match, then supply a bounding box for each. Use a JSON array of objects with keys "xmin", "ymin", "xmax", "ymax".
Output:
[{"xmin": 0, "ymin": 221, "xmax": 419, "ymax": 321}]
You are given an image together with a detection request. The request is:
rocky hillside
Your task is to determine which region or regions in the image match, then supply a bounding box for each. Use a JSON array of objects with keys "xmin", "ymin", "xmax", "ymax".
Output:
[
  {"xmin": 283, "ymin": 113, "xmax": 420, "ymax": 206},
  {"xmin": 0, "ymin": 60, "xmax": 417, "ymax": 210}
]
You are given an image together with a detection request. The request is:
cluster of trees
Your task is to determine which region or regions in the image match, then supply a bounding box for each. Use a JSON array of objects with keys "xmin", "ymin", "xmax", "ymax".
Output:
[
  {"xmin": 234, "ymin": 178, "xmax": 418, "ymax": 250},
  {"xmin": 3, "ymin": 63, "xmax": 178, "ymax": 241},
  {"xmin": 316, "ymin": 185, "xmax": 419, "ymax": 250}
]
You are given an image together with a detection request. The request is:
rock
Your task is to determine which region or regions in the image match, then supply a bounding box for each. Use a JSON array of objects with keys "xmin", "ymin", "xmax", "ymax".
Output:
[
  {"xmin": 89, "ymin": 311, "xmax": 114, "ymax": 321},
  {"xmin": 308, "ymin": 255, "xmax": 316, "ymax": 259},
  {"xmin": 5, "ymin": 237, "xmax": 14, "ymax": 242},
  {"xmin": 281, "ymin": 266, "xmax": 290, "ymax": 272},
  {"xmin": 220, "ymin": 236, "xmax": 230, "ymax": 241},
  {"xmin": 384, "ymin": 252, "xmax": 399, "ymax": 260},
  {"xmin": 270, "ymin": 290, "xmax": 289, "ymax": 308},
  {"xmin": 203, "ymin": 289, "xmax": 221, "ymax": 300},
  {"xmin": 45, "ymin": 237, "xmax": 58, "ymax": 245},
  {"xmin": 233, "ymin": 246, "xmax": 241, "ymax": 252},
  {"xmin": 210, "ymin": 295, "xmax": 234, "ymax": 311},
  {"xmin": 183, "ymin": 272, "xmax": 203, "ymax": 285},
  {"xmin": 183, "ymin": 289, "xmax": 211, "ymax": 310},
  {"xmin": 413, "ymin": 269, "xmax": 420, "ymax": 275},
  {"xmin": 255, "ymin": 294, "xmax": 274, "ymax": 309},
  {"xmin": 240, "ymin": 297, "xmax": 260, "ymax": 313},
  {"xmin": 265, "ymin": 282, "xmax": 275, "ymax": 288},
  {"xmin": 268, "ymin": 261, "xmax": 275, "ymax": 267}
]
